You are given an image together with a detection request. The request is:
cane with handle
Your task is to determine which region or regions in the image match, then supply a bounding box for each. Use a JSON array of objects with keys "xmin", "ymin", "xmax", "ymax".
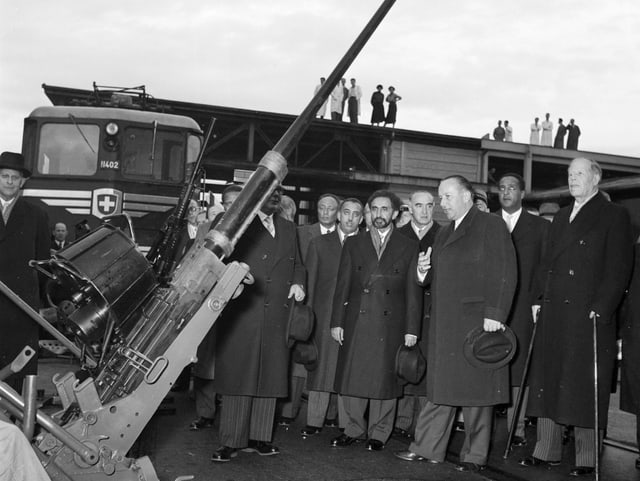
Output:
[
  {"xmin": 592, "ymin": 311, "xmax": 600, "ymax": 481},
  {"xmin": 503, "ymin": 306, "xmax": 539, "ymax": 458}
]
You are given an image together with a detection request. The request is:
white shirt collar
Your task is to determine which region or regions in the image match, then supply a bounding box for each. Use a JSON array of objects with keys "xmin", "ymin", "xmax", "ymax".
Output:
[
  {"xmin": 411, "ymin": 220, "xmax": 433, "ymax": 238},
  {"xmin": 502, "ymin": 207, "xmax": 522, "ymax": 222},
  {"xmin": 0, "ymin": 197, "xmax": 17, "ymax": 209},
  {"xmin": 338, "ymin": 227, "xmax": 358, "ymax": 243},
  {"xmin": 320, "ymin": 224, "xmax": 336, "ymax": 235},
  {"xmin": 573, "ymin": 190, "xmax": 599, "ymax": 209}
]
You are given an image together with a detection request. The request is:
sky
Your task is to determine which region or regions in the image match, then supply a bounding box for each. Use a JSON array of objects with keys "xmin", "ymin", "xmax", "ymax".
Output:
[{"xmin": 1, "ymin": 0, "xmax": 639, "ymax": 157}]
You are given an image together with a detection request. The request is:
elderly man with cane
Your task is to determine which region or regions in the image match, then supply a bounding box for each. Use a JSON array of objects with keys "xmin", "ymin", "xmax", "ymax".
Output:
[{"xmin": 519, "ymin": 157, "xmax": 633, "ymax": 477}]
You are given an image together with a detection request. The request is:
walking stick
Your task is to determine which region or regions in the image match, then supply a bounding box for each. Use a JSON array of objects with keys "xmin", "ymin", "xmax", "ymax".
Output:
[
  {"xmin": 503, "ymin": 311, "xmax": 539, "ymax": 458},
  {"xmin": 592, "ymin": 313, "xmax": 600, "ymax": 481}
]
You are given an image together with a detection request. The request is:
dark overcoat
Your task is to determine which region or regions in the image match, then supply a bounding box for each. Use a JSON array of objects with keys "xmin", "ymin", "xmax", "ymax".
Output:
[
  {"xmin": 331, "ymin": 229, "xmax": 422, "ymax": 399},
  {"xmin": 297, "ymin": 222, "xmax": 322, "ymax": 261},
  {"xmin": 305, "ymin": 231, "xmax": 343, "ymax": 392},
  {"xmin": 396, "ymin": 222, "xmax": 441, "ymax": 395},
  {"xmin": 0, "ymin": 197, "xmax": 50, "ymax": 377},
  {"xmin": 527, "ymin": 192, "xmax": 633, "ymax": 428},
  {"xmin": 425, "ymin": 207, "xmax": 517, "ymax": 406},
  {"xmin": 504, "ymin": 210, "xmax": 549, "ymax": 385},
  {"xmin": 620, "ymin": 243, "xmax": 640, "ymax": 415},
  {"xmin": 211, "ymin": 215, "xmax": 305, "ymax": 397}
]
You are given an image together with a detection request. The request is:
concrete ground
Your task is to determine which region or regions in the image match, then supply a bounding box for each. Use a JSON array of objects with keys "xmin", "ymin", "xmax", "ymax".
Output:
[{"xmin": 33, "ymin": 357, "xmax": 640, "ymax": 481}]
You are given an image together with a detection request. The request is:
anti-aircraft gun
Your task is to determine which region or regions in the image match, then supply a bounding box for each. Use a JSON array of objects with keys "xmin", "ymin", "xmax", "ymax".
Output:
[{"xmin": 0, "ymin": 2, "xmax": 396, "ymax": 479}]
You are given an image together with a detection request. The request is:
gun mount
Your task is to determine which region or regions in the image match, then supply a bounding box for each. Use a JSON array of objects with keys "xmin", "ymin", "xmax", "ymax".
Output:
[{"xmin": 0, "ymin": 2, "xmax": 396, "ymax": 480}]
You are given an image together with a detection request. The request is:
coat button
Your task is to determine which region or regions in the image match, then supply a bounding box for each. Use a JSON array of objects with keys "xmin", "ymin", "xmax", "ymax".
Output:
[
  {"xmin": 262, "ymin": 254, "xmax": 268, "ymax": 260},
  {"xmin": 563, "ymin": 299, "xmax": 570, "ymax": 304},
  {"xmin": 568, "ymin": 269, "xmax": 574, "ymax": 276},
  {"xmin": 266, "ymin": 278, "xmax": 272, "ymax": 283},
  {"xmin": 359, "ymin": 309, "xmax": 365, "ymax": 314},
  {"xmin": 363, "ymin": 288, "xmax": 370, "ymax": 294}
]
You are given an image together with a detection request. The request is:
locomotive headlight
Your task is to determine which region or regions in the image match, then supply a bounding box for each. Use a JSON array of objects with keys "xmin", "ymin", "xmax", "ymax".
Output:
[{"xmin": 105, "ymin": 122, "xmax": 119, "ymax": 136}]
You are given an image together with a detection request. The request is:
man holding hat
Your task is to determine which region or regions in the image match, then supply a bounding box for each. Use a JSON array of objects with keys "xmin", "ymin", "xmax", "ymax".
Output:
[
  {"xmin": 0, "ymin": 152, "xmax": 50, "ymax": 392},
  {"xmin": 395, "ymin": 175, "xmax": 516, "ymax": 471}
]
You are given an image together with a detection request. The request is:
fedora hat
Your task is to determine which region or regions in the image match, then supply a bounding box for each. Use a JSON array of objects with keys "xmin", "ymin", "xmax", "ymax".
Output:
[
  {"xmin": 292, "ymin": 339, "xmax": 318, "ymax": 371},
  {"xmin": 0, "ymin": 152, "xmax": 31, "ymax": 178},
  {"xmin": 463, "ymin": 325, "xmax": 517, "ymax": 370},
  {"xmin": 285, "ymin": 301, "xmax": 315, "ymax": 348},
  {"xmin": 395, "ymin": 344, "xmax": 427, "ymax": 385}
]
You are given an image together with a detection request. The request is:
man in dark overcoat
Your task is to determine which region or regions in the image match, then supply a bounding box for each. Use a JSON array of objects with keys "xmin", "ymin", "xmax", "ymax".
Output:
[
  {"xmin": 620, "ymin": 237, "xmax": 640, "ymax": 471},
  {"xmin": 0, "ymin": 152, "xmax": 50, "ymax": 392},
  {"xmin": 301, "ymin": 198, "xmax": 363, "ymax": 436},
  {"xmin": 330, "ymin": 190, "xmax": 421, "ymax": 451},
  {"xmin": 394, "ymin": 190, "xmax": 440, "ymax": 437},
  {"xmin": 521, "ymin": 158, "xmax": 633, "ymax": 476},
  {"xmin": 279, "ymin": 192, "xmax": 340, "ymax": 425},
  {"xmin": 211, "ymin": 186, "xmax": 305, "ymax": 462},
  {"xmin": 497, "ymin": 173, "xmax": 549, "ymax": 446},
  {"xmin": 396, "ymin": 175, "xmax": 517, "ymax": 471}
]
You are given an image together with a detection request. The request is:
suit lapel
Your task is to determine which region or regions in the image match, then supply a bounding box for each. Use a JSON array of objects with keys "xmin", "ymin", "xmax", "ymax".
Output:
[{"xmin": 511, "ymin": 210, "xmax": 532, "ymax": 242}]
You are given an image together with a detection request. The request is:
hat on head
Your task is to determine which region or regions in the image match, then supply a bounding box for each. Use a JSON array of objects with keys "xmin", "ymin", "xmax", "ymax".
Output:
[
  {"xmin": 473, "ymin": 189, "xmax": 488, "ymax": 205},
  {"xmin": 0, "ymin": 152, "xmax": 31, "ymax": 178},
  {"xmin": 285, "ymin": 301, "xmax": 315, "ymax": 348},
  {"xmin": 463, "ymin": 326, "xmax": 517, "ymax": 370},
  {"xmin": 395, "ymin": 344, "xmax": 427, "ymax": 385},
  {"xmin": 538, "ymin": 202, "xmax": 560, "ymax": 216},
  {"xmin": 292, "ymin": 339, "xmax": 318, "ymax": 371}
]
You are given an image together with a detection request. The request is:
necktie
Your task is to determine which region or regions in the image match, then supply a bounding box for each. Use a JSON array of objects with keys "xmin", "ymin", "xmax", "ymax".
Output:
[
  {"xmin": 507, "ymin": 214, "xmax": 515, "ymax": 233},
  {"xmin": 263, "ymin": 216, "xmax": 275, "ymax": 237},
  {"xmin": 1, "ymin": 203, "xmax": 7, "ymax": 224}
]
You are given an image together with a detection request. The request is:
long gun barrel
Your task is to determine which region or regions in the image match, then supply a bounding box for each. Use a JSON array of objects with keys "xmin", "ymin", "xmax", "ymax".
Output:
[{"xmin": 207, "ymin": 0, "xmax": 396, "ymax": 259}]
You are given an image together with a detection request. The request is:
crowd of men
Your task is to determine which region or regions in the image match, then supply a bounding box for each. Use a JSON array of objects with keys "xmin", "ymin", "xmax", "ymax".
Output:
[
  {"xmin": 175, "ymin": 157, "xmax": 635, "ymax": 477},
  {"xmin": 1, "ymin": 148, "xmax": 638, "ymax": 478}
]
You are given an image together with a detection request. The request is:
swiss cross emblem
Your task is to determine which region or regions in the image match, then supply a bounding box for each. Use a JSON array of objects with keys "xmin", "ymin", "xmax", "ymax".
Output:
[{"xmin": 92, "ymin": 188, "xmax": 122, "ymax": 218}]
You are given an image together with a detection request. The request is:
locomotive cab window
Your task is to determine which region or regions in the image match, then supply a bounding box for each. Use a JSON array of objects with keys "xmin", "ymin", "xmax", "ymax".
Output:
[
  {"xmin": 122, "ymin": 127, "xmax": 185, "ymax": 182},
  {"xmin": 37, "ymin": 123, "xmax": 99, "ymax": 176}
]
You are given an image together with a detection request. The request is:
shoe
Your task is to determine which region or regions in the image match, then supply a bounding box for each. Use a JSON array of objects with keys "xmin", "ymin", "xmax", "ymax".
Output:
[
  {"xmin": 511, "ymin": 435, "xmax": 527, "ymax": 447},
  {"xmin": 392, "ymin": 427, "xmax": 412, "ymax": 439},
  {"xmin": 455, "ymin": 462, "xmax": 486, "ymax": 472},
  {"xmin": 366, "ymin": 439, "xmax": 384, "ymax": 451},
  {"xmin": 276, "ymin": 416, "xmax": 294, "ymax": 427},
  {"xmin": 189, "ymin": 416, "xmax": 214, "ymax": 430},
  {"xmin": 636, "ymin": 457, "xmax": 640, "ymax": 470},
  {"xmin": 301, "ymin": 425, "xmax": 322, "ymax": 437},
  {"xmin": 331, "ymin": 433, "xmax": 361, "ymax": 447},
  {"xmin": 242, "ymin": 440, "xmax": 280, "ymax": 456},
  {"xmin": 569, "ymin": 466, "xmax": 595, "ymax": 477},
  {"xmin": 324, "ymin": 418, "xmax": 339, "ymax": 428},
  {"xmin": 519, "ymin": 456, "xmax": 561, "ymax": 467},
  {"xmin": 211, "ymin": 446, "xmax": 237, "ymax": 462},
  {"xmin": 454, "ymin": 421, "xmax": 465, "ymax": 432}
]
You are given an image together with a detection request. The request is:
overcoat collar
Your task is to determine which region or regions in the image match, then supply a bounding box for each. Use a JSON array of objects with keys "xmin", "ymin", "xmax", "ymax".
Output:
[
  {"xmin": 357, "ymin": 229, "xmax": 406, "ymax": 287},
  {"xmin": 442, "ymin": 206, "xmax": 478, "ymax": 249},
  {"xmin": 548, "ymin": 191, "xmax": 607, "ymax": 261},
  {"xmin": 0, "ymin": 197, "xmax": 26, "ymax": 242},
  {"xmin": 511, "ymin": 209, "xmax": 534, "ymax": 241}
]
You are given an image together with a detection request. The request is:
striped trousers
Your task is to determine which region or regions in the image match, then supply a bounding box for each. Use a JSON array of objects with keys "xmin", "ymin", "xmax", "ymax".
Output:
[
  {"xmin": 218, "ymin": 395, "xmax": 276, "ymax": 448},
  {"xmin": 532, "ymin": 417, "xmax": 602, "ymax": 467}
]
